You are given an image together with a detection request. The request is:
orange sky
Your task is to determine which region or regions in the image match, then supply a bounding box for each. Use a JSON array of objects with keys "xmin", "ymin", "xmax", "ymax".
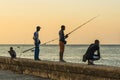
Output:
[{"xmin": 0, "ymin": 0, "xmax": 120, "ymax": 44}]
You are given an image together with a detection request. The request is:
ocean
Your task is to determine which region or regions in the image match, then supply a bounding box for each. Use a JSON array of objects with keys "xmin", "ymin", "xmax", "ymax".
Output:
[{"xmin": 0, "ymin": 44, "xmax": 120, "ymax": 67}]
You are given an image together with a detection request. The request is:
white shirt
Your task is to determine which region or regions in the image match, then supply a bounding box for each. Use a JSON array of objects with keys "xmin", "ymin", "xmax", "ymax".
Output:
[{"xmin": 33, "ymin": 31, "xmax": 39, "ymax": 43}]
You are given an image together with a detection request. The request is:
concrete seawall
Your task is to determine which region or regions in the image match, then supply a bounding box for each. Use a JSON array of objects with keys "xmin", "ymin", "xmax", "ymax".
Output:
[{"xmin": 0, "ymin": 56, "xmax": 120, "ymax": 80}]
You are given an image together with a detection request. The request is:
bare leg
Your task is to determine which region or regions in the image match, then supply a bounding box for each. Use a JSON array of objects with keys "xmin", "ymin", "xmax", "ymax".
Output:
[{"xmin": 59, "ymin": 41, "xmax": 65, "ymax": 62}]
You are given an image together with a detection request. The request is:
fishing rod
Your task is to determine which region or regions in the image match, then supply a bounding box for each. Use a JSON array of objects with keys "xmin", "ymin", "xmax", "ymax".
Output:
[
  {"xmin": 22, "ymin": 38, "xmax": 58, "ymax": 53},
  {"xmin": 22, "ymin": 15, "xmax": 99, "ymax": 53},
  {"xmin": 67, "ymin": 15, "xmax": 99, "ymax": 35}
]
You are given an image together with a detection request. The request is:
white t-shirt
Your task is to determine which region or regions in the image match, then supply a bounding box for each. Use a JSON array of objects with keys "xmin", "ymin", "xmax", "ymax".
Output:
[{"xmin": 33, "ymin": 31, "xmax": 39, "ymax": 43}]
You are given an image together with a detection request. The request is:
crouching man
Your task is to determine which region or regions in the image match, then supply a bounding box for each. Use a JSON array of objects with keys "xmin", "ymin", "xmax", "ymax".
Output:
[
  {"xmin": 83, "ymin": 40, "xmax": 101, "ymax": 65},
  {"xmin": 8, "ymin": 47, "xmax": 16, "ymax": 59}
]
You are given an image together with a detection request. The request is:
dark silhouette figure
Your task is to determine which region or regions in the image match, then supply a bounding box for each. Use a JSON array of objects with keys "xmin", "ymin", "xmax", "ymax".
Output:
[
  {"xmin": 33, "ymin": 26, "xmax": 41, "ymax": 60},
  {"xmin": 59, "ymin": 25, "xmax": 68, "ymax": 62},
  {"xmin": 8, "ymin": 47, "xmax": 16, "ymax": 59},
  {"xmin": 83, "ymin": 40, "xmax": 101, "ymax": 65}
]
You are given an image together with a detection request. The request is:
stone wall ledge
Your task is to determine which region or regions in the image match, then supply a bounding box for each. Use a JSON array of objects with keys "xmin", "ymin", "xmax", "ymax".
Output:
[{"xmin": 0, "ymin": 56, "xmax": 119, "ymax": 80}]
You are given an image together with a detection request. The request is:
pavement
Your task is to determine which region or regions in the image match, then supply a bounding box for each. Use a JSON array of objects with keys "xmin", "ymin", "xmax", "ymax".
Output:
[{"xmin": 0, "ymin": 70, "xmax": 50, "ymax": 80}]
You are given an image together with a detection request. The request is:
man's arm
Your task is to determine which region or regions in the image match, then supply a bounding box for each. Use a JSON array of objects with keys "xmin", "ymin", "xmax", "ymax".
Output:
[{"xmin": 65, "ymin": 34, "xmax": 68, "ymax": 39}]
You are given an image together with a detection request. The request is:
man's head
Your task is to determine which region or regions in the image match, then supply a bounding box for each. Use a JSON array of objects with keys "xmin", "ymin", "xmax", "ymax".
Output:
[
  {"xmin": 61, "ymin": 25, "xmax": 65, "ymax": 31},
  {"xmin": 95, "ymin": 39, "xmax": 99, "ymax": 45},
  {"xmin": 10, "ymin": 47, "xmax": 13, "ymax": 50},
  {"xmin": 36, "ymin": 26, "xmax": 41, "ymax": 32}
]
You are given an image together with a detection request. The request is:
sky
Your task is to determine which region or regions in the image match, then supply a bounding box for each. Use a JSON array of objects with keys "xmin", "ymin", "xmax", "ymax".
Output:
[{"xmin": 0, "ymin": 0, "xmax": 120, "ymax": 44}]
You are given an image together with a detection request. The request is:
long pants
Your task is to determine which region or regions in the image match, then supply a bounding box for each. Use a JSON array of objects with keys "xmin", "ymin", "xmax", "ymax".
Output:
[{"xmin": 34, "ymin": 47, "xmax": 40, "ymax": 60}]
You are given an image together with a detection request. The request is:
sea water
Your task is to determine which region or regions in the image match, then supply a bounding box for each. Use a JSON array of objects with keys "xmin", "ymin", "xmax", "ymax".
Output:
[{"xmin": 0, "ymin": 45, "xmax": 120, "ymax": 67}]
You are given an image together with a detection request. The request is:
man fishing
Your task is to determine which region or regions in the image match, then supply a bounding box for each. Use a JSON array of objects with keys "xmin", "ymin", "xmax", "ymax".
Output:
[
  {"xmin": 83, "ymin": 40, "xmax": 101, "ymax": 65},
  {"xmin": 33, "ymin": 26, "xmax": 41, "ymax": 60},
  {"xmin": 59, "ymin": 25, "xmax": 68, "ymax": 62}
]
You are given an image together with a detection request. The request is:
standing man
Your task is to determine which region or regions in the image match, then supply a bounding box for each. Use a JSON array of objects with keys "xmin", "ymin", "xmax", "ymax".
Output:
[
  {"xmin": 59, "ymin": 25, "xmax": 68, "ymax": 62},
  {"xmin": 82, "ymin": 40, "xmax": 101, "ymax": 65},
  {"xmin": 33, "ymin": 26, "xmax": 41, "ymax": 60}
]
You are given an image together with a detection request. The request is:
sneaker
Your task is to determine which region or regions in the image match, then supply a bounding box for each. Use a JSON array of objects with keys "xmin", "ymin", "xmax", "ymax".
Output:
[
  {"xmin": 60, "ymin": 59, "xmax": 66, "ymax": 62},
  {"xmin": 88, "ymin": 60, "xmax": 94, "ymax": 65},
  {"xmin": 35, "ymin": 59, "xmax": 41, "ymax": 61}
]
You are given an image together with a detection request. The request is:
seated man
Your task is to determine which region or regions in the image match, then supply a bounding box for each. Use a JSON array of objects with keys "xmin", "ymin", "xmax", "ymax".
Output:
[
  {"xmin": 82, "ymin": 40, "xmax": 101, "ymax": 65},
  {"xmin": 8, "ymin": 47, "xmax": 16, "ymax": 59}
]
